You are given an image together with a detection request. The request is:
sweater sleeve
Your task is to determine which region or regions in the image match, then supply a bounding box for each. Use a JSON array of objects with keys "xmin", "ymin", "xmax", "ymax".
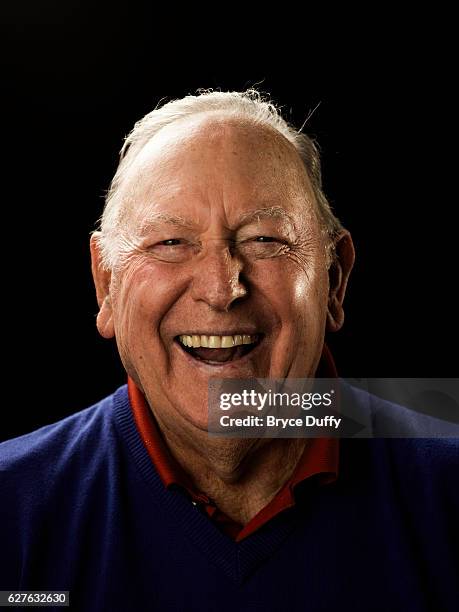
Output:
[{"xmin": 0, "ymin": 394, "xmax": 119, "ymax": 591}]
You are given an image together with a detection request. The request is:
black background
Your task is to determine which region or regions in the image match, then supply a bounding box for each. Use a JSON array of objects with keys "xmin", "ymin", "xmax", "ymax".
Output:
[{"xmin": 1, "ymin": 3, "xmax": 457, "ymax": 441}]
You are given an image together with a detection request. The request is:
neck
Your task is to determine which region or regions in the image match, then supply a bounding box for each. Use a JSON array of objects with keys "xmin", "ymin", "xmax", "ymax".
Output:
[{"xmin": 158, "ymin": 419, "xmax": 306, "ymax": 526}]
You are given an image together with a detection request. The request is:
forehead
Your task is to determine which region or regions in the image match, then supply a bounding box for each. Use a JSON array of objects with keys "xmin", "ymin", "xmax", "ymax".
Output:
[{"xmin": 120, "ymin": 113, "xmax": 316, "ymax": 229}]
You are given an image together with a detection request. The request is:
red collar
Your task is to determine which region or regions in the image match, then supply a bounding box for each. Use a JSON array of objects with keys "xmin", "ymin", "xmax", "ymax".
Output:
[{"xmin": 128, "ymin": 343, "xmax": 339, "ymax": 541}]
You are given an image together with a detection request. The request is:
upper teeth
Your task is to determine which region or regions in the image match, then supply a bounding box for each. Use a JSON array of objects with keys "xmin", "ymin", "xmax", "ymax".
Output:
[{"xmin": 179, "ymin": 334, "xmax": 256, "ymax": 348}]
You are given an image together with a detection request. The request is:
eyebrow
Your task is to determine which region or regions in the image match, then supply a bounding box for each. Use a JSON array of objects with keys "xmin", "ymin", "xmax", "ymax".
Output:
[
  {"xmin": 137, "ymin": 212, "xmax": 198, "ymax": 236},
  {"xmin": 236, "ymin": 206, "xmax": 295, "ymax": 227},
  {"xmin": 136, "ymin": 205, "xmax": 294, "ymax": 236}
]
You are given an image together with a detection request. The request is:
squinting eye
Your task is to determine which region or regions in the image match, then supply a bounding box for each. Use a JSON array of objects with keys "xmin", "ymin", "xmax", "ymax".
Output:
[
  {"xmin": 160, "ymin": 239, "xmax": 182, "ymax": 246},
  {"xmin": 147, "ymin": 238, "xmax": 198, "ymax": 263},
  {"xmin": 235, "ymin": 235, "xmax": 289, "ymax": 260},
  {"xmin": 255, "ymin": 236, "xmax": 277, "ymax": 242}
]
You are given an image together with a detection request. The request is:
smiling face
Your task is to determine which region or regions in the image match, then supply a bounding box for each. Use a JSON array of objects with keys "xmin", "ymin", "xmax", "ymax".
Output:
[{"xmin": 92, "ymin": 114, "xmax": 345, "ymax": 434}]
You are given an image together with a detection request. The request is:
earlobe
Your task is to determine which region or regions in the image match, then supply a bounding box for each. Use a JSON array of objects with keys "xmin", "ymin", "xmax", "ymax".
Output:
[
  {"xmin": 96, "ymin": 298, "xmax": 115, "ymax": 339},
  {"xmin": 327, "ymin": 296, "xmax": 344, "ymax": 332},
  {"xmin": 90, "ymin": 233, "xmax": 115, "ymax": 339},
  {"xmin": 326, "ymin": 230, "xmax": 355, "ymax": 333}
]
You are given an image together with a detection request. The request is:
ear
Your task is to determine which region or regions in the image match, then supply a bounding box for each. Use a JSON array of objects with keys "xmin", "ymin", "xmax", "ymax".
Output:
[
  {"xmin": 90, "ymin": 233, "xmax": 115, "ymax": 339},
  {"xmin": 326, "ymin": 230, "xmax": 355, "ymax": 333}
]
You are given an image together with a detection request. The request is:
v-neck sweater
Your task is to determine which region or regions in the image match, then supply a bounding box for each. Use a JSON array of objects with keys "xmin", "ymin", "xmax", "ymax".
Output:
[{"xmin": 0, "ymin": 384, "xmax": 457, "ymax": 611}]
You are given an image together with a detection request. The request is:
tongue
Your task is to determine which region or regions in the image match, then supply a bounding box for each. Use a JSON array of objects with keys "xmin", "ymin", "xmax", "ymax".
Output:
[{"xmin": 189, "ymin": 346, "xmax": 240, "ymax": 362}]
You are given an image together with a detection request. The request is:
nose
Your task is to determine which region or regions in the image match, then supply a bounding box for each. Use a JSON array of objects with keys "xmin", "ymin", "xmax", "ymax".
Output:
[{"xmin": 190, "ymin": 240, "xmax": 248, "ymax": 311}]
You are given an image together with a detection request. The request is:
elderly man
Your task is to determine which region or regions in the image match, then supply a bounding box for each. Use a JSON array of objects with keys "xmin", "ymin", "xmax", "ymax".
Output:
[{"xmin": 0, "ymin": 91, "xmax": 457, "ymax": 611}]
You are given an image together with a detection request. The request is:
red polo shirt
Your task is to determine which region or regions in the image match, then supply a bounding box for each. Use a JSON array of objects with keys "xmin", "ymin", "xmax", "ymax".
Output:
[{"xmin": 128, "ymin": 344, "xmax": 339, "ymax": 541}]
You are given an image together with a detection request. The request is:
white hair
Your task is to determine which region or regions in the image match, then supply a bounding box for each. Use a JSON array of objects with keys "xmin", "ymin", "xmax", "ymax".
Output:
[{"xmin": 96, "ymin": 89, "xmax": 343, "ymax": 269}]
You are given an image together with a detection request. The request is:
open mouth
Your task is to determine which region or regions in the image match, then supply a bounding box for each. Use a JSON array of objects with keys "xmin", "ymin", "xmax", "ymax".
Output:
[{"xmin": 175, "ymin": 333, "xmax": 262, "ymax": 364}]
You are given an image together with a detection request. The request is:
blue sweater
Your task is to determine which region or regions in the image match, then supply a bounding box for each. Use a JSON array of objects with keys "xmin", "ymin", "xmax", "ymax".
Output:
[{"xmin": 0, "ymin": 385, "xmax": 457, "ymax": 612}]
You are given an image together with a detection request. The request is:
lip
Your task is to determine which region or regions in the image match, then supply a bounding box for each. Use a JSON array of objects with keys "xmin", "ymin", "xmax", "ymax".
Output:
[{"xmin": 172, "ymin": 334, "xmax": 265, "ymax": 371}]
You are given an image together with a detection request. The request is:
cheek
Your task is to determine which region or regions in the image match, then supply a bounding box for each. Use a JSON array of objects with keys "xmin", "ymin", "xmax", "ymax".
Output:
[
  {"xmin": 252, "ymin": 259, "xmax": 328, "ymax": 324},
  {"xmin": 112, "ymin": 259, "xmax": 188, "ymax": 346},
  {"xmin": 294, "ymin": 268, "xmax": 329, "ymax": 314}
]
